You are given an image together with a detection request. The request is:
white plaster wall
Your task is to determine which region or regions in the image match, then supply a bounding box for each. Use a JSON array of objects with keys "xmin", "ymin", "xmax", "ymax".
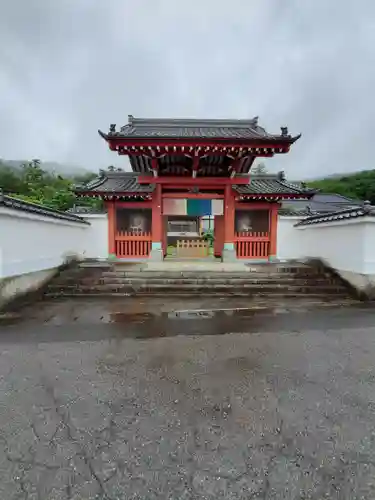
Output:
[
  {"xmin": 0, "ymin": 207, "xmax": 90, "ymax": 278},
  {"xmin": 80, "ymin": 214, "xmax": 108, "ymax": 259},
  {"xmin": 0, "ymin": 208, "xmax": 110, "ymax": 308},
  {"xmin": 295, "ymin": 219, "xmax": 367, "ymax": 274},
  {"xmin": 290, "ymin": 218, "xmax": 375, "ymax": 293},
  {"xmin": 276, "ymin": 216, "xmax": 304, "ymax": 261},
  {"xmin": 276, "ymin": 215, "xmax": 375, "ymax": 292},
  {"xmin": 0, "ymin": 268, "xmax": 57, "ymax": 309},
  {"xmin": 362, "ymin": 221, "xmax": 375, "ymax": 275}
]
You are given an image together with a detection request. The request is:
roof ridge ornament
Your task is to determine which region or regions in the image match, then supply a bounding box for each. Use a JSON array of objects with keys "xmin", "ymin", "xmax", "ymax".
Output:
[
  {"xmin": 363, "ymin": 200, "xmax": 372, "ymax": 213},
  {"xmin": 128, "ymin": 115, "xmax": 134, "ymax": 125},
  {"xmin": 0, "ymin": 187, "xmax": 4, "ymax": 202},
  {"xmin": 281, "ymin": 126, "xmax": 289, "ymax": 137},
  {"xmin": 278, "ymin": 170, "xmax": 286, "ymax": 181},
  {"xmin": 280, "ymin": 127, "xmax": 290, "ymax": 137},
  {"xmin": 109, "ymin": 124, "xmax": 116, "ymax": 135}
]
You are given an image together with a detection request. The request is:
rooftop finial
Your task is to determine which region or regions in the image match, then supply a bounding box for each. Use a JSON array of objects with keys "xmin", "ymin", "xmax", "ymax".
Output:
[
  {"xmin": 128, "ymin": 115, "xmax": 134, "ymax": 125},
  {"xmin": 109, "ymin": 124, "xmax": 116, "ymax": 134},
  {"xmin": 281, "ymin": 126, "xmax": 288, "ymax": 137},
  {"xmin": 278, "ymin": 170, "xmax": 286, "ymax": 181}
]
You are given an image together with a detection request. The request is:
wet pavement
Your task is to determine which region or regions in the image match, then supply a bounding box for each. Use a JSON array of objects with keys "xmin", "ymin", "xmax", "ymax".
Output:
[{"xmin": 1, "ymin": 297, "xmax": 375, "ymax": 498}]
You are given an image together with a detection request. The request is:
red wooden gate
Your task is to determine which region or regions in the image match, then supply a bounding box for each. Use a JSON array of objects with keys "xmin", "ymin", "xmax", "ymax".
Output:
[
  {"xmin": 234, "ymin": 231, "xmax": 270, "ymax": 259},
  {"xmin": 115, "ymin": 231, "xmax": 152, "ymax": 258}
]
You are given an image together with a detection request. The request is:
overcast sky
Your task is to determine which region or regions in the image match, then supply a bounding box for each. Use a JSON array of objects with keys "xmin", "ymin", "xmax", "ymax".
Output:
[{"xmin": 0, "ymin": 0, "xmax": 374, "ymax": 178}]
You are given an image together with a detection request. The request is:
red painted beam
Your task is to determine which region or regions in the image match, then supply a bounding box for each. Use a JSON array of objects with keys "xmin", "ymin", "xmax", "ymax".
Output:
[
  {"xmin": 234, "ymin": 201, "xmax": 274, "ymax": 210},
  {"xmin": 76, "ymin": 191, "xmax": 151, "ymax": 199},
  {"xmin": 163, "ymin": 185, "xmax": 225, "ymax": 190},
  {"xmin": 162, "ymin": 193, "xmax": 224, "ymax": 199},
  {"xmin": 236, "ymin": 194, "xmax": 310, "ymax": 200},
  {"xmin": 114, "ymin": 201, "xmax": 153, "ymax": 208},
  {"xmin": 117, "ymin": 150, "xmax": 280, "ymax": 157},
  {"xmin": 138, "ymin": 176, "xmax": 250, "ymax": 185}
]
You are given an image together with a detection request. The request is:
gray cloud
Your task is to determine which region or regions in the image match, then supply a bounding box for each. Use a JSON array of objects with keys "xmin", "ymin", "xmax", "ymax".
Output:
[{"xmin": 0, "ymin": 0, "xmax": 374, "ymax": 178}]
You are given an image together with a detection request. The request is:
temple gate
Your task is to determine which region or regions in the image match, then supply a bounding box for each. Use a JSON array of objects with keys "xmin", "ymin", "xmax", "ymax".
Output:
[{"xmin": 76, "ymin": 116, "xmax": 313, "ymax": 261}]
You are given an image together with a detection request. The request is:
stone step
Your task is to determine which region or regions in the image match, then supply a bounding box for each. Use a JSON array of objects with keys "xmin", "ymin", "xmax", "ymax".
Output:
[
  {"xmin": 92, "ymin": 270, "xmax": 329, "ymax": 279},
  {"xmin": 46, "ymin": 283, "xmax": 348, "ymax": 294},
  {"xmin": 50, "ymin": 278, "xmax": 344, "ymax": 289},
  {"xmin": 52, "ymin": 276, "xmax": 339, "ymax": 286},
  {"xmin": 45, "ymin": 262, "xmax": 353, "ymax": 301},
  {"xmin": 44, "ymin": 291, "xmax": 351, "ymax": 299},
  {"xmin": 103, "ymin": 276, "xmax": 336, "ymax": 284}
]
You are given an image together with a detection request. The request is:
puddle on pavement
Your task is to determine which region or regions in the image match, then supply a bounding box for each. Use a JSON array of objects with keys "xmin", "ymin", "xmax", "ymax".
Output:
[
  {"xmin": 110, "ymin": 306, "xmax": 277, "ymax": 323},
  {"xmin": 105, "ymin": 307, "xmax": 281, "ymax": 339},
  {"xmin": 1, "ymin": 299, "xmax": 371, "ymax": 344},
  {"xmin": 166, "ymin": 307, "xmax": 270, "ymax": 320}
]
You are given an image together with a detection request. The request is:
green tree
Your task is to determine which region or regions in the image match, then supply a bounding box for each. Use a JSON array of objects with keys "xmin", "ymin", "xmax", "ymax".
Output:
[
  {"xmin": 308, "ymin": 170, "xmax": 375, "ymax": 203},
  {"xmin": 0, "ymin": 162, "xmax": 25, "ymax": 194},
  {"xmin": 0, "ymin": 159, "xmax": 103, "ymax": 211}
]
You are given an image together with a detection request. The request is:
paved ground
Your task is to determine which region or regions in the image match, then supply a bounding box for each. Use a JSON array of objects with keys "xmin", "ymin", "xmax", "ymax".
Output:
[{"xmin": 1, "ymin": 297, "xmax": 375, "ymax": 499}]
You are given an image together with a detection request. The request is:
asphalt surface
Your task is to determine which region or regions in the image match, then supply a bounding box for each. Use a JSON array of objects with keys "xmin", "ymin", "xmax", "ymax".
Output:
[{"xmin": 1, "ymin": 297, "xmax": 375, "ymax": 499}]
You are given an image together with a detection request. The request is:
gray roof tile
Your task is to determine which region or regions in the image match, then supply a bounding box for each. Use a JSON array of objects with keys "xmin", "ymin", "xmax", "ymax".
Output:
[
  {"xmin": 77, "ymin": 172, "xmax": 312, "ymax": 199},
  {"xmin": 76, "ymin": 172, "xmax": 154, "ymax": 194},
  {"xmin": 0, "ymin": 192, "xmax": 89, "ymax": 224},
  {"xmin": 100, "ymin": 116, "xmax": 299, "ymax": 142},
  {"xmin": 312, "ymin": 193, "xmax": 363, "ymax": 204},
  {"xmin": 296, "ymin": 203, "xmax": 375, "ymax": 226},
  {"xmin": 233, "ymin": 175, "xmax": 313, "ymax": 196},
  {"xmin": 281, "ymin": 193, "xmax": 363, "ymax": 214}
]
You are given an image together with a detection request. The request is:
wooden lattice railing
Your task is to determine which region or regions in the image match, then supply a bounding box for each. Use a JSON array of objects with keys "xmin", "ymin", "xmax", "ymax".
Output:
[
  {"xmin": 115, "ymin": 231, "xmax": 152, "ymax": 258},
  {"xmin": 234, "ymin": 231, "xmax": 270, "ymax": 259}
]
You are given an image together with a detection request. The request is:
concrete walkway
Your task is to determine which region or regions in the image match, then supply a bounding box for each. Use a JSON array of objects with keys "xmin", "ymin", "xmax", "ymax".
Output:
[{"xmin": 1, "ymin": 297, "xmax": 375, "ymax": 498}]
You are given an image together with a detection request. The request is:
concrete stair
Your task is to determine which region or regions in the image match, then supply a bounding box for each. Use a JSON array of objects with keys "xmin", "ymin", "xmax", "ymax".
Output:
[{"xmin": 43, "ymin": 261, "xmax": 355, "ymax": 300}]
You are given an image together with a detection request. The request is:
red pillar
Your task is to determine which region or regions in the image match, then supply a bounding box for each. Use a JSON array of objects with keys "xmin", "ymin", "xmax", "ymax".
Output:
[
  {"xmin": 224, "ymin": 184, "xmax": 235, "ymax": 243},
  {"xmin": 269, "ymin": 203, "xmax": 279, "ymax": 259},
  {"xmin": 106, "ymin": 201, "xmax": 116, "ymax": 258},
  {"xmin": 150, "ymin": 184, "xmax": 163, "ymax": 259},
  {"xmin": 152, "ymin": 183, "xmax": 162, "ymax": 242},
  {"xmin": 223, "ymin": 184, "xmax": 236, "ymax": 260}
]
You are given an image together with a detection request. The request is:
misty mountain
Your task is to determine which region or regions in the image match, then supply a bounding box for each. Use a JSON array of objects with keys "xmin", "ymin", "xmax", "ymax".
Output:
[
  {"xmin": 302, "ymin": 172, "xmax": 357, "ymax": 182},
  {"xmin": 0, "ymin": 159, "xmax": 93, "ymax": 177}
]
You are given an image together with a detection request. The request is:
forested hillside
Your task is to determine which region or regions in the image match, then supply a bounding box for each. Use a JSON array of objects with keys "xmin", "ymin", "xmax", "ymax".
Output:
[
  {"xmin": 0, "ymin": 159, "xmax": 102, "ymax": 211},
  {"xmin": 2, "ymin": 159, "xmax": 374, "ymax": 211},
  {"xmin": 308, "ymin": 170, "xmax": 375, "ymax": 203}
]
